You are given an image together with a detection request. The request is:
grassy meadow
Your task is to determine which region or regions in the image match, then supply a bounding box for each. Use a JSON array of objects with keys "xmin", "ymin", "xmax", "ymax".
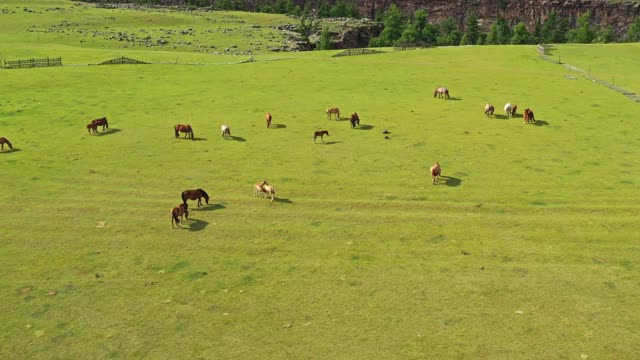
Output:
[{"xmin": 1, "ymin": 1, "xmax": 640, "ymax": 359}]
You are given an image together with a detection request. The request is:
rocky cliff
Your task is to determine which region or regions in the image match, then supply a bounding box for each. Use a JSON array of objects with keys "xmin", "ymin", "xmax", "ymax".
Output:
[{"xmin": 365, "ymin": 0, "xmax": 640, "ymax": 38}]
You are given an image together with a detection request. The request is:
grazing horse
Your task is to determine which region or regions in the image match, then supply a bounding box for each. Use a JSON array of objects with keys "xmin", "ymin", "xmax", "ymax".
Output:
[
  {"xmin": 326, "ymin": 107, "xmax": 340, "ymax": 120},
  {"xmin": 0, "ymin": 137, "xmax": 13, "ymax": 151},
  {"xmin": 175, "ymin": 124, "xmax": 194, "ymax": 140},
  {"xmin": 350, "ymin": 113, "xmax": 360, "ymax": 128},
  {"xmin": 171, "ymin": 203, "xmax": 189, "ymax": 228},
  {"xmin": 181, "ymin": 189, "xmax": 210, "ymax": 207},
  {"xmin": 265, "ymin": 112, "xmax": 272, "ymax": 128},
  {"xmin": 430, "ymin": 161, "xmax": 441, "ymax": 185},
  {"xmin": 314, "ymin": 130, "xmax": 329, "ymax": 143},
  {"xmin": 221, "ymin": 125, "xmax": 231, "ymax": 137},
  {"xmin": 504, "ymin": 103, "xmax": 512, "ymax": 117},
  {"xmin": 523, "ymin": 108, "xmax": 535, "ymax": 124},
  {"xmin": 510, "ymin": 105, "xmax": 518, "ymax": 117},
  {"xmin": 254, "ymin": 180, "xmax": 269, "ymax": 197},
  {"xmin": 433, "ymin": 87, "xmax": 450, "ymax": 99},
  {"xmin": 87, "ymin": 122, "xmax": 99, "ymax": 134},
  {"xmin": 91, "ymin": 117, "xmax": 109, "ymax": 132},
  {"xmin": 484, "ymin": 103, "xmax": 495, "ymax": 117}
]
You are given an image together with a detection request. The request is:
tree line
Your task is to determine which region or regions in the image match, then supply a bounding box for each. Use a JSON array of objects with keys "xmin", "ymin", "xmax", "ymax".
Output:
[{"xmin": 370, "ymin": 5, "xmax": 640, "ymax": 47}]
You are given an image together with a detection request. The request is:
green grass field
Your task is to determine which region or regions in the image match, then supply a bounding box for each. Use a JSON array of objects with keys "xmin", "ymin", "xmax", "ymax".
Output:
[{"xmin": 2, "ymin": 1, "xmax": 640, "ymax": 359}]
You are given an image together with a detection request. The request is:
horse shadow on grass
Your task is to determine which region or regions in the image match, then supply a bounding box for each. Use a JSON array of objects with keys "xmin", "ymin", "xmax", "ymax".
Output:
[
  {"xmin": 355, "ymin": 124, "xmax": 374, "ymax": 130},
  {"xmin": 193, "ymin": 203, "xmax": 226, "ymax": 212},
  {"xmin": 274, "ymin": 198, "xmax": 293, "ymax": 204},
  {"xmin": 186, "ymin": 218, "xmax": 208, "ymax": 232},
  {"xmin": 447, "ymin": 97, "xmax": 463, "ymax": 101},
  {"xmin": 224, "ymin": 135, "xmax": 247, "ymax": 142},
  {"xmin": 177, "ymin": 137, "xmax": 207, "ymax": 141},
  {"xmin": 318, "ymin": 141, "xmax": 342, "ymax": 145},
  {"xmin": 0, "ymin": 148, "xmax": 21, "ymax": 154},
  {"xmin": 96, "ymin": 128, "xmax": 122, "ymax": 136},
  {"xmin": 493, "ymin": 114, "xmax": 508, "ymax": 120},
  {"xmin": 439, "ymin": 176, "xmax": 462, "ymax": 187},
  {"xmin": 270, "ymin": 124, "xmax": 286, "ymax": 129},
  {"xmin": 532, "ymin": 119, "xmax": 549, "ymax": 126}
]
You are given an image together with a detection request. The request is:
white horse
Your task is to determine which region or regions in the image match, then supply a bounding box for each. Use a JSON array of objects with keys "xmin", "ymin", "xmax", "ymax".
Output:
[
  {"xmin": 504, "ymin": 103, "xmax": 512, "ymax": 117},
  {"xmin": 221, "ymin": 125, "xmax": 230, "ymax": 137}
]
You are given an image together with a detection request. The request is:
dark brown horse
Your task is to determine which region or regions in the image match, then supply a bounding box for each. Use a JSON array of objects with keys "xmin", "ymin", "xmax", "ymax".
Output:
[
  {"xmin": 350, "ymin": 113, "xmax": 360, "ymax": 128},
  {"xmin": 266, "ymin": 112, "xmax": 272, "ymax": 128},
  {"xmin": 91, "ymin": 117, "xmax": 109, "ymax": 132},
  {"xmin": 181, "ymin": 188, "xmax": 209, "ymax": 207},
  {"xmin": 87, "ymin": 122, "xmax": 99, "ymax": 134},
  {"xmin": 171, "ymin": 203, "xmax": 189, "ymax": 228},
  {"xmin": 0, "ymin": 137, "xmax": 13, "ymax": 151},
  {"xmin": 484, "ymin": 103, "xmax": 495, "ymax": 117},
  {"xmin": 314, "ymin": 130, "xmax": 329, "ymax": 143},
  {"xmin": 523, "ymin": 108, "xmax": 535, "ymax": 124},
  {"xmin": 326, "ymin": 108, "xmax": 340, "ymax": 120},
  {"xmin": 510, "ymin": 105, "xmax": 518, "ymax": 117},
  {"xmin": 430, "ymin": 161, "xmax": 441, "ymax": 185},
  {"xmin": 434, "ymin": 87, "xmax": 450, "ymax": 99},
  {"xmin": 175, "ymin": 124, "xmax": 194, "ymax": 140}
]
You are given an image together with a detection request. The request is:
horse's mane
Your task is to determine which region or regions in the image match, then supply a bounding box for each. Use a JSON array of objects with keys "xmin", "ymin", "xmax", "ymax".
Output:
[{"xmin": 198, "ymin": 188, "xmax": 209, "ymax": 199}]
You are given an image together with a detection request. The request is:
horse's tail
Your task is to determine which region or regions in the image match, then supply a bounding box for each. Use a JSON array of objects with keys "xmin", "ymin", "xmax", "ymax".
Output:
[
  {"xmin": 172, "ymin": 209, "xmax": 180, "ymax": 226},
  {"xmin": 181, "ymin": 191, "xmax": 188, "ymax": 205},
  {"xmin": 105, "ymin": 117, "xmax": 109, "ymax": 129}
]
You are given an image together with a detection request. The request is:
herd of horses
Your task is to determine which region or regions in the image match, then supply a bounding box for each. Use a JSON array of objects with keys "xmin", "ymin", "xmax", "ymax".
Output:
[{"xmin": 483, "ymin": 101, "xmax": 536, "ymax": 124}]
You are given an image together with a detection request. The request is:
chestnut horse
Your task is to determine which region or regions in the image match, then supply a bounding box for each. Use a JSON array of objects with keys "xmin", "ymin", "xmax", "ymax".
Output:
[
  {"xmin": 326, "ymin": 108, "xmax": 340, "ymax": 120},
  {"xmin": 433, "ymin": 87, "xmax": 450, "ymax": 99},
  {"xmin": 266, "ymin": 112, "xmax": 272, "ymax": 128},
  {"xmin": 171, "ymin": 203, "xmax": 189, "ymax": 228},
  {"xmin": 314, "ymin": 130, "xmax": 329, "ymax": 143},
  {"xmin": 87, "ymin": 122, "xmax": 99, "ymax": 134},
  {"xmin": 430, "ymin": 161, "xmax": 441, "ymax": 185},
  {"xmin": 484, "ymin": 103, "xmax": 495, "ymax": 117},
  {"xmin": 181, "ymin": 189, "xmax": 209, "ymax": 207},
  {"xmin": 350, "ymin": 113, "xmax": 360, "ymax": 128},
  {"xmin": 91, "ymin": 117, "xmax": 109, "ymax": 132},
  {"xmin": 221, "ymin": 125, "xmax": 231, "ymax": 137},
  {"xmin": 175, "ymin": 124, "xmax": 194, "ymax": 139},
  {"xmin": 523, "ymin": 108, "xmax": 535, "ymax": 124},
  {"xmin": 261, "ymin": 182, "xmax": 276, "ymax": 202},
  {"xmin": 0, "ymin": 137, "xmax": 13, "ymax": 151}
]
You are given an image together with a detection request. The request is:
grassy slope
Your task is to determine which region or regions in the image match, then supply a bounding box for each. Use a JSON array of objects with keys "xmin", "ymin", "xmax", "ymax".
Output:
[{"xmin": 1, "ymin": 2, "xmax": 640, "ymax": 359}]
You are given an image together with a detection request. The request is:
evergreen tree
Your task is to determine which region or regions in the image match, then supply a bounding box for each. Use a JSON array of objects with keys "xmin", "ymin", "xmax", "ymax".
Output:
[
  {"xmin": 624, "ymin": 16, "xmax": 640, "ymax": 42},
  {"xmin": 510, "ymin": 22, "xmax": 531, "ymax": 44},
  {"xmin": 317, "ymin": 27, "xmax": 332, "ymax": 50},
  {"xmin": 463, "ymin": 12, "xmax": 480, "ymax": 45},
  {"xmin": 593, "ymin": 26, "xmax": 614, "ymax": 43},
  {"xmin": 567, "ymin": 12, "xmax": 594, "ymax": 43},
  {"xmin": 369, "ymin": 4, "xmax": 404, "ymax": 46}
]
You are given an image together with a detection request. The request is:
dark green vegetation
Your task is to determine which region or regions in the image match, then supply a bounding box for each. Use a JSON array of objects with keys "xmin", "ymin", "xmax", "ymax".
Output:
[{"xmin": 2, "ymin": 1, "xmax": 640, "ymax": 358}]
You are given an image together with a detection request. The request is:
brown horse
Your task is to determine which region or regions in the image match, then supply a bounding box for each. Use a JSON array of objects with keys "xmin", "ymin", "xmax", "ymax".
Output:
[
  {"xmin": 484, "ymin": 103, "xmax": 495, "ymax": 117},
  {"xmin": 0, "ymin": 137, "xmax": 13, "ymax": 151},
  {"xmin": 430, "ymin": 161, "xmax": 441, "ymax": 185},
  {"xmin": 91, "ymin": 117, "xmax": 109, "ymax": 132},
  {"xmin": 326, "ymin": 108, "xmax": 340, "ymax": 120},
  {"xmin": 523, "ymin": 108, "xmax": 535, "ymax": 124},
  {"xmin": 434, "ymin": 87, "xmax": 450, "ymax": 99},
  {"xmin": 171, "ymin": 203, "xmax": 189, "ymax": 228},
  {"xmin": 87, "ymin": 122, "xmax": 99, "ymax": 134},
  {"xmin": 350, "ymin": 113, "xmax": 360, "ymax": 128},
  {"xmin": 175, "ymin": 124, "xmax": 194, "ymax": 139},
  {"xmin": 314, "ymin": 130, "xmax": 329, "ymax": 143},
  {"xmin": 181, "ymin": 188, "xmax": 209, "ymax": 207},
  {"xmin": 510, "ymin": 105, "xmax": 518, "ymax": 117},
  {"xmin": 266, "ymin": 112, "xmax": 272, "ymax": 128}
]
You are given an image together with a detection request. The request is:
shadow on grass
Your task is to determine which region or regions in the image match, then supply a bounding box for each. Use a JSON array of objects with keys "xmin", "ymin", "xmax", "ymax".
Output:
[
  {"xmin": 0, "ymin": 148, "xmax": 21, "ymax": 154},
  {"xmin": 440, "ymin": 176, "xmax": 462, "ymax": 187},
  {"xmin": 494, "ymin": 114, "xmax": 508, "ymax": 120},
  {"xmin": 274, "ymin": 198, "xmax": 293, "ymax": 204},
  {"xmin": 176, "ymin": 137, "xmax": 207, "ymax": 141},
  {"xmin": 447, "ymin": 97, "xmax": 463, "ymax": 101},
  {"xmin": 316, "ymin": 141, "xmax": 342, "ymax": 145},
  {"xmin": 270, "ymin": 124, "xmax": 286, "ymax": 129},
  {"xmin": 193, "ymin": 203, "xmax": 226, "ymax": 211},
  {"xmin": 355, "ymin": 124, "xmax": 374, "ymax": 130},
  {"xmin": 532, "ymin": 120, "xmax": 549, "ymax": 126},
  {"xmin": 187, "ymin": 218, "xmax": 208, "ymax": 232},
  {"xmin": 96, "ymin": 128, "xmax": 122, "ymax": 136},
  {"xmin": 224, "ymin": 135, "xmax": 247, "ymax": 142}
]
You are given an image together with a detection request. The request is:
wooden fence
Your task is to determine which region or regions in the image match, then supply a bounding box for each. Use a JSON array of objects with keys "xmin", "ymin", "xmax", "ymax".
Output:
[
  {"xmin": 97, "ymin": 56, "xmax": 149, "ymax": 65},
  {"xmin": 1, "ymin": 57, "xmax": 62, "ymax": 69},
  {"xmin": 332, "ymin": 48, "xmax": 384, "ymax": 57}
]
